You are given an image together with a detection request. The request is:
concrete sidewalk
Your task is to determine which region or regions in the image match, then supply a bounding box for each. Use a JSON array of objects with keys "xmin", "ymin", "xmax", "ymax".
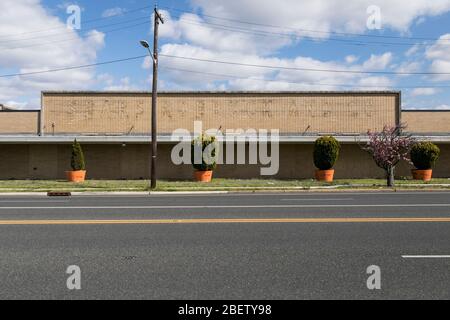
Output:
[{"xmin": 1, "ymin": 185, "xmax": 450, "ymax": 196}]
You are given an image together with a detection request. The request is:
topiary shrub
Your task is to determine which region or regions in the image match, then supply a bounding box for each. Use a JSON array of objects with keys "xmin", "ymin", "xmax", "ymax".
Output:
[
  {"xmin": 313, "ymin": 136, "xmax": 341, "ymax": 170},
  {"xmin": 70, "ymin": 139, "xmax": 86, "ymax": 171},
  {"xmin": 191, "ymin": 134, "xmax": 219, "ymax": 171},
  {"xmin": 410, "ymin": 142, "xmax": 440, "ymax": 170}
]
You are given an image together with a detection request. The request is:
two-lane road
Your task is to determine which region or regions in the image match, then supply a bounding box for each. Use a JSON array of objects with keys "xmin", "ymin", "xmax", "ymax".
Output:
[{"xmin": 0, "ymin": 191, "xmax": 449, "ymax": 299}]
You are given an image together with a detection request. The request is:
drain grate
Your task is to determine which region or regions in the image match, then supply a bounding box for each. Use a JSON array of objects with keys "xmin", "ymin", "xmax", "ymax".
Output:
[{"xmin": 47, "ymin": 192, "xmax": 72, "ymax": 197}]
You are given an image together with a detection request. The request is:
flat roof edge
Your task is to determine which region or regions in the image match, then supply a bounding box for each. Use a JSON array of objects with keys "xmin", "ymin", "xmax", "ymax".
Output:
[{"xmin": 41, "ymin": 90, "xmax": 402, "ymax": 95}]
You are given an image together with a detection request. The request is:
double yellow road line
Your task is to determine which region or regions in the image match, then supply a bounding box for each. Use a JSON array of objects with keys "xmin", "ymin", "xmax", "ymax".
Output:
[{"xmin": 0, "ymin": 217, "xmax": 450, "ymax": 225}]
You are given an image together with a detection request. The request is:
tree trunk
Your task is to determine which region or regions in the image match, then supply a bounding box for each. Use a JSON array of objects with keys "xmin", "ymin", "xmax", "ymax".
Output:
[{"xmin": 387, "ymin": 166, "xmax": 395, "ymax": 187}]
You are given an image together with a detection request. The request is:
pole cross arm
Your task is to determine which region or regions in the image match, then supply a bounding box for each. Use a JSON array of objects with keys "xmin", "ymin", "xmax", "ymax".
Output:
[{"xmin": 154, "ymin": 8, "xmax": 164, "ymax": 24}]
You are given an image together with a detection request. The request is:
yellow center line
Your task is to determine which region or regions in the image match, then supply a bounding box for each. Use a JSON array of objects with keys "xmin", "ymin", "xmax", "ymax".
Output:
[{"xmin": 0, "ymin": 217, "xmax": 450, "ymax": 225}]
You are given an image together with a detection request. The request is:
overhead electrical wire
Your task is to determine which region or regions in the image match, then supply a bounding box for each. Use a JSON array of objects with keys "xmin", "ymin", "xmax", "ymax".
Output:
[
  {"xmin": 0, "ymin": 15, "xmax": 152, "ymax": 45},
  {"xmin": 0, "ymin": 55, "xmax": 147, "ymax": 78},
  {"xmin": 0, "ymin": 4, "xmax": 154, "ymax": 40},
  {"xmin": 0, "ymin": 21, "xmax": 150, "ymax": 50},
  {"xmin": 0, "ymin": 4, "xmax": 447, "ymax": 90},
  {"xmin": 159, "ymin": 54, "xmax": 450, "ymax": 76},
  {"xmin": 171, "ymin": 16, "xmax": 435, "ymax": 47},
  {"xmin": 0, "ymin": 53, "xmax": 447, "ymax": 89},
  {"xmin": 160, "ymin": 6, "xmax": 450, "ymax": 43},
  {"xmin": 161, "ymin": 66, "xmax": 450, "ymax": 89}
]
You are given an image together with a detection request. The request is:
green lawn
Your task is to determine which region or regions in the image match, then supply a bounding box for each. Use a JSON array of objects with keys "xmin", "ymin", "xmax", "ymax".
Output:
[{"xmin": 0, "ymin": 178, "xmax": 450, "ymax": 192}]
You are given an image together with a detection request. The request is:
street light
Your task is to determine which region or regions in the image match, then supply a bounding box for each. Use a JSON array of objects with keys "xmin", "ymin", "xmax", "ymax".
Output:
[
  {"xmin": 140, "ymin": 40, "xmax": 150, "ymax": 49},
  {"xmin": 140, "ymin": 40, "xmax": 154, "ymax": 62}
]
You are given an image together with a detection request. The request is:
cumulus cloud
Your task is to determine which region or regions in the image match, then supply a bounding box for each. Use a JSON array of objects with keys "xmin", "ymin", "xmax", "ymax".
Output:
[
  {"xmin": 154, "ymin": 43, "xmax": 396, "ymax": 91},
  {"xmin": 192, "ymin": 0, "xmax": 450, "ymax": 34},
  {"xmin": 156, "ymin": 1, "xmax": 450, "ymax": 92},
  {"xmin": 159, "ymin": 10, "xmax": 290, "ymax": 55},
  {"xmin": 0, "ymin": 0, "xmax": 105, "ymax": 109},
  {"xmin": 102, "ymin": 7, "xmax": 125, "ymax": 18},
  {"xmin": 411, "ymin": 87, "xmax": 440, "ymax": 96},
  {"xmin": 104, "ymin": 77, "xmax": 140, "ymax": 91},
  {"xmin": 426, "ymin": 34, "xmax": 450, "ymax": 81}
]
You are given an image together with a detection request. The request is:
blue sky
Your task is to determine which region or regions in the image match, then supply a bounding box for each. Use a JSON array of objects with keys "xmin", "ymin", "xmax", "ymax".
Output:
[{"xmin": 0, "ymin": 0, "xmax": 449, "ymax": 109}]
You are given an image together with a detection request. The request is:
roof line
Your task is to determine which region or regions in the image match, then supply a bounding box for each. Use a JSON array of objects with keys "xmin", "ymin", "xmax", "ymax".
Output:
[{"xmin": 41, "ymin": 90, "xmax": 402, "ymax": 95}]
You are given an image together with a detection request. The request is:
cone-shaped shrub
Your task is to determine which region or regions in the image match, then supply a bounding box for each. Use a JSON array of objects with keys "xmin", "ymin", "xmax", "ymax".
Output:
[
  {"xmin": 410, "ymin": 142, "xmax": 440, "ymax": 170},
  {"xmin": 70, "ymin": 139, "xmax": 86, "ymax": 171},
  {"xmin": 313, "ymin": 136, "xmax": 341, "ymax": 170},
  {"xmin": 191, "ymin": 134, "xmax": 219, "ymax": 171}
]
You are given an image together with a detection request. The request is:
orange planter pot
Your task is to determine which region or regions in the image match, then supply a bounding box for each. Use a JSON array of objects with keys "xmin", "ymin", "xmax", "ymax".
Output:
[
  {"xmin": 66, "ymin": 170, "xmax": 86, "ymax": 183},
  {"xmin": 412, "ymin": 169, "xmax": 432, "ymax": 182},
  {"xmin": 315, "ymin": 169, "xmax": 335, "ymax": 182},
  {"xmin": 194, "ymin": 170, "xmax": 213, "ymax": 183}
]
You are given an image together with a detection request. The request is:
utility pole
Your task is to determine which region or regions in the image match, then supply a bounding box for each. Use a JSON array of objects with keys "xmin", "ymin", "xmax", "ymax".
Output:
[
  {"xmin": 150, "ymin": 8, "xmax": 164, "ymax": 189},
  {"xmin": 141, "ymin": 8, "xmax": 164, "ymax": 189}
]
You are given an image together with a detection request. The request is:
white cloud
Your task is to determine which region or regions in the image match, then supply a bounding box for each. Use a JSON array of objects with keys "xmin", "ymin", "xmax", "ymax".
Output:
[
  {"xmin": 192, "ymin": 0, "xmax": 450, "ymax": 35},
  {"xmin": 158, "ymin": 0, "xmax": 450, "ymax": 91},
  {"xmin": 345, "ymin": 55, "xmax": 359, "ymax": 64},
  {"xmin": 156, "ymin": 43, "xmax": 396, "ymax": 91},
  {"xmin": 102, "ymin": 7, "xmax": 125, "ymax": 18},
  {"xmin": 426, "ymin": 34, "xmax": 450, "ymax": 81},
  {"xmin": 357, "ymin": 76, "xmax": 393, "ymax": 89},
  {"xmin": 426, "ymin": 34, "xmax": 450, "ymax": 59},
  {"xmin": 0, "ymin": 0, "xmax": 105, "ymax": 108},
  {"xmin": 104, "ymin": 77, "xmax": 139, "ymax": 91},
  {"xmin": 405, "ymin": 104, "xmax": 450, "ymax": 110},
  {"xmin": 411, "ymin": 87, "xmax": 440, "ymax": 96},
  {"xmin": 160, "ymin": 10, "xmax": 290, "ymax": 55},
  {"xmin": 397, "ymin": 61, "xmax": 422, "ymax": 73},
  {"xmin": 361, "ymin": 53, "xmax": 393, "ymax": 70}
]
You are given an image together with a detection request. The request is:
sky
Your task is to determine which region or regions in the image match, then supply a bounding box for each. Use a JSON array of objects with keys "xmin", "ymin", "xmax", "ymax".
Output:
[{"xmin": 0, "ymin": 0, "xmax": 449, "ymax": 110}]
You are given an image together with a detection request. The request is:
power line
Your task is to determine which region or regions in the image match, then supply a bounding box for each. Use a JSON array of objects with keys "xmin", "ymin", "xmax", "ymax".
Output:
[
  {"xmin": 0, "ymin": 52, "xmax": 447, "ymax": 89},
  {"xmin": 161, "ymin": 66, "xmax": 450, "ymax": 89},
  {"xmin": 0, "ymin": 55, "xmax": 147, "ymax": 78},
  {"xmin": 0, "ymin": 16, "xmax": 151, "ymax": 45},
  {"xmin": 1, "ymin": 21, "xmax": 150, "ymax": 51},
  {"xmin": 161, "ymin": 6, "xmax": 450, "ymax": 43},
  {"xmin": 0, "ymin": 5, "xmax": 153, "ymax": 41},
  {"xmin": 160, "ymin": 54, "xmax": 450, "ymax": 76},
  {"xmin": 172, "ymin": 16, "xmax": 436, "ymax": 47}
]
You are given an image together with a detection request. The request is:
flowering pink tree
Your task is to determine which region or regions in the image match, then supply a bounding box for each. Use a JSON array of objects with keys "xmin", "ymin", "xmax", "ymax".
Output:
[{"xmin": 363, "ymin": 125, "xmax": 415, "ymax": 187}]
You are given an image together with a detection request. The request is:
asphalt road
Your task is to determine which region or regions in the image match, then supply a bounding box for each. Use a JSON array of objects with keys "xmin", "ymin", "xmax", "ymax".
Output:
[{"xmin": 0, "ymin": 191, "xmax": 449, "ymax": 300}]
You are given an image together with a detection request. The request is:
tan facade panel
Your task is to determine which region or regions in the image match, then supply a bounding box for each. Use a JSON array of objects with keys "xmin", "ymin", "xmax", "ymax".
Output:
[
  {"xmin": 0, "ymin": 111, "xmax": 39, "ymax": 134},
  {"xmin": 42, "ymin": 92, "xmax": 399, "ymax": 135},
  {"xmin": 403, "ymin": 111, "xmax": 450, "ymax": 133}
]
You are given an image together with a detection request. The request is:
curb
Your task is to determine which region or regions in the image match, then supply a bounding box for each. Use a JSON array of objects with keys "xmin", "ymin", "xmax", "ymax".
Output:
[
  {"xmin": 1, "ymin": 185, "xmax": 450, "ymax": 196},
  {"xmin": 0, "ymin": 191, "xmax": 231, "ymax": 197}
]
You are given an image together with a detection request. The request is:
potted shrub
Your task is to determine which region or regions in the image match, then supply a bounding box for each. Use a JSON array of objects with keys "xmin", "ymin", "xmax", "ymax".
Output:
[
  {"xmin": 191, "ymin": 134, "xmax": 218, "ymax": 182},
  {"xmin": 410, "ymin": 142, "xmax": 440, "ymax": 181},
  {"xmin": 66, "ymin": 139, "xmax": 86, "ymax": 182},
  {"xmin": 313, "ymin": 136, "xmax": 340, "ymax": 182}
]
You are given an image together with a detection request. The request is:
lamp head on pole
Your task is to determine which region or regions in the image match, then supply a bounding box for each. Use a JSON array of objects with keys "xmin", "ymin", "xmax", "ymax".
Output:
[{"xmin": 140, "ymin": 40, "xmax": 150, "ymax": 49}]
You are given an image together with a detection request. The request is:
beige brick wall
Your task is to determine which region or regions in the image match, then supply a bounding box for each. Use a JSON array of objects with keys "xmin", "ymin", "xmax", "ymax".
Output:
[
  {"xmin": 403, "ymin": 111, "xmax": 450, "ymax": 133},
  {"xmin": 0, "ymin": 111, "xmax": 39, "ymax": 134},
  {"xmin": 42, "ymin": 92, "xmax": 399, "ymax": 135}
]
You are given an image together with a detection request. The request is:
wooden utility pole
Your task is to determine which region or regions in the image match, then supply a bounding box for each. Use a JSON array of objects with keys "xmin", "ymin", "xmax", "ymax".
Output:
[{"xmin": 150, "ymin": 8, "xmax": 164, "ymax": 189}]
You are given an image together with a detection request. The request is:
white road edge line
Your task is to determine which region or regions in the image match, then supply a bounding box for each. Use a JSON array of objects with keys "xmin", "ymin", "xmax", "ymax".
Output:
[
  {"xmin": 280, "ymin": 198, "xmax": 354, "ymax": 201},
  {"xmin": 402, "ymin": 255, "xmax": 450, "ymax": 259}
]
